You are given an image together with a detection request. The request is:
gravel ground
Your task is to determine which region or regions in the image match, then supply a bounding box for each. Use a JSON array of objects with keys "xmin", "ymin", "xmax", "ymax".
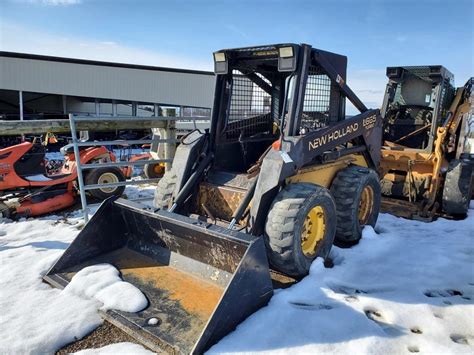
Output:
[{"xmin": 56, "ymin": 322, "xmax": 141, "ymax": 354}]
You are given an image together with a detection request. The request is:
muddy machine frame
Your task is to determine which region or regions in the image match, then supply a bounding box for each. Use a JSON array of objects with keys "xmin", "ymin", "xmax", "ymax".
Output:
[
  {"xmin": 45, "ymin": 44, "xmax": 382, "ymax": 354},
  {"xmin": 380, "ymin": 66, "xmax": 473, "ymax": 219}
]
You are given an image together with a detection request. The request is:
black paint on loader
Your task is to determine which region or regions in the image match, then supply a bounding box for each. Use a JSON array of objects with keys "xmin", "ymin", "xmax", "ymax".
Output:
[{"xmin": 43, "ymin": 198, "xmax": 273, "ymax": 354}]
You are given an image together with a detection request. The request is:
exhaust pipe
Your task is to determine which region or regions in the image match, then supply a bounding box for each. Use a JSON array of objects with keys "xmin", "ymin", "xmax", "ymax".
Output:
[{"xmin": 44, "ymin": 198, "xmax": 273, "ymax": 354}]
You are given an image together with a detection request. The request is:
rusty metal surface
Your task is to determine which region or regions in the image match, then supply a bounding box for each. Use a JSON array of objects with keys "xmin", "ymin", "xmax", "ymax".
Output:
[
  {"xmin": 198, "ymin": 182, "xmax": 246, "ymax": 222},
  {"xmin": 44, "ymin": 198, "xmax": 273, "ymax": 354},
  {"xmin": 381, "ymin": 197, "xmax": 434, "ymax": 221},
  {"xmin": 59, "ymin": 248, "xmax": 224, "ymax": 354}
]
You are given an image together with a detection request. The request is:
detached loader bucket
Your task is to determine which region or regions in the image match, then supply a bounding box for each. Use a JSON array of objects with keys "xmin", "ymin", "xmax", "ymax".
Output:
[{"xmin": 44, "ymin": 198, "xmax": 273, "ymax": 354}]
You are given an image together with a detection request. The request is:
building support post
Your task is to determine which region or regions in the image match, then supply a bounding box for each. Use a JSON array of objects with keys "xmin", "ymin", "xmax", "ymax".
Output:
[
  {"xmin": 95, "ymin": 98, "xmax": 100, "ymax": 115},
  {"xmin": 62, "ymin": 95, "xmax": 67, "ymax": 115},
  {"xmin": 19, "ymin": 91, "xmax": 24, "ymax": 121},
  {"xmin": 19, "ymin": 91, "xmax": 24, "ymax": 141},
  {"xmin": 112, "ymin": 100, "xmax": 117, "ymax": 117},
  {"xmin": 132, "ymin": 102, "xmax": 137, "ymax": 116}
]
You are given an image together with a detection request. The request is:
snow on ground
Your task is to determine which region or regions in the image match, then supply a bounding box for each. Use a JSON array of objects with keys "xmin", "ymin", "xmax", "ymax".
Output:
[
  {"xmin": 0, "ymin": 216, "xmax": 103, "ymax": 353},
  {"xmin": 65, "ymin": 264, "xmax": 148, "ymax": 313},
  {"xmin": 72, "ymin": 342, "xmax": 154, "ymax": 354},
  {"xmin": 210, "ymin": 209, "xmax": 474, "ymax": 354},
  {"xmin": 0, "ymin": 200, "xmax": 473, "ymax": 354}
]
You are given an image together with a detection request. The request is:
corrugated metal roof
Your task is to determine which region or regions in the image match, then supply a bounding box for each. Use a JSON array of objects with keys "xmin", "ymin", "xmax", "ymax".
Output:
[{"xmin": 0, "ymin": 52, "xmax": 215, "ymax": 108}]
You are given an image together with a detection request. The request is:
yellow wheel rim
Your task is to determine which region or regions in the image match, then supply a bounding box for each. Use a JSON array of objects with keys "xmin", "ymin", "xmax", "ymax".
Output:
[
  {"xmin": 301, "ymin": 205, "xmax": 326, "ymax": 257},
  {"xmin": 154, "ymin": 163, "xmax": 165, "ymax": 175},
  {"xmin": 358, "ymin": 185, "xmax": 374, "ymax": 225}
]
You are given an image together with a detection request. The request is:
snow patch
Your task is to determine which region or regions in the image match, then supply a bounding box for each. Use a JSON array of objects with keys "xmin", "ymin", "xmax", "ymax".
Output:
[
  {"xmin": 0, "ymin": 218, "xmax": 102, "ymax": 353},
  {"xmin": 72, "ymin": 342, "xmax": 154, "ymax": 354},
  {"xmin": 64, "ymin": 264, "xmax": 148, "ymax": 313},
  {"xmin": 209, "ymin": 207, "xmax": 474, "ymax": 354}
]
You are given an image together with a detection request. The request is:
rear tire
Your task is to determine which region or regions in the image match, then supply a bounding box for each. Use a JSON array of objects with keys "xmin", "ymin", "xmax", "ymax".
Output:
[
  {"xmin": 153, "ymin": 170, "xmax": 178, "ymax": 210},
  {"xmin": 442, "ymin": 160, "xmax": 472, "ymax": 216},
  {"xmin": 264, "ymin": 183, "xmax": 337, "ymax": 277},
  {"xmin": 330, "ymin": 166, "xmax": 381, "ymax": 245},
  {"xmin": 85, "ymin": 167, "xmax": 126, "ymax": 200},
  {"xmin": 144, "ymin": 163, "xmax": 165, "ymax": 179}
]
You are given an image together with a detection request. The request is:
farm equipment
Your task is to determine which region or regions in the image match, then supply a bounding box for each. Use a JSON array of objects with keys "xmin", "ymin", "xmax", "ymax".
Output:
[
  {"xmin": 119, "ymin": 133, "xmax": 166, "ymax": 179},
  {"xmin": 0, "ymin": 138, "xmax": 125, "ymax": 218},
  {"xmin": 44, "ymin": 43, "xmax": 382, "ymax": 353},
  {"xmin": 380, "ymin": 66, "xmax": 473, "ymax": 220}
]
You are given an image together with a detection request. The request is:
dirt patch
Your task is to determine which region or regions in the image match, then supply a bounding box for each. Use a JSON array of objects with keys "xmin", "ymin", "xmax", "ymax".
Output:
[{"xmin": 56, "ymin": 322, "xmax": 139, "ymax": 354}]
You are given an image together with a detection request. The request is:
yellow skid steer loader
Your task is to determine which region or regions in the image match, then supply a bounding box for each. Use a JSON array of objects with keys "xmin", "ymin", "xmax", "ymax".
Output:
[
  {"xmin": 44, "ymin": 44, "xmax": 383, "ymax": 354},
  {"xmin": 380, "ymin": 66, "xmax": 473, "ymax": 220}
]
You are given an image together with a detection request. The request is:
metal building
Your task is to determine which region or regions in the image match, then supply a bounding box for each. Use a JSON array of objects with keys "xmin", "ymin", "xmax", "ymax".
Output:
[{"xmin": 0, "ymin": 52, "xmax": 215, "ymax": 120}]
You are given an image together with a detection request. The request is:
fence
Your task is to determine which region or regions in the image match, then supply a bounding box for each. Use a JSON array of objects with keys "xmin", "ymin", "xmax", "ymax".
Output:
[{"xmin": 68, "ymin": 114, "xmax": 210, "ymax": 222}]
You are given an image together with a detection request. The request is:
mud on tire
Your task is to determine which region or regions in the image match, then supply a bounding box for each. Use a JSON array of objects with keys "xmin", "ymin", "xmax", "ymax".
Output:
[
  {"xmin": 153, "ymin": 170, "xmax": 178, "ymax": 210},
  {"xmin": 442, "ymin": 159, "xmax": 472, "ymax": 216},
  {"xmin": 264, "ymin": 183, "xmax": 337, "ymax": 277},
  {"xmin": 330, "ymin": 166, "xmax": 381, "ymax": 244}
]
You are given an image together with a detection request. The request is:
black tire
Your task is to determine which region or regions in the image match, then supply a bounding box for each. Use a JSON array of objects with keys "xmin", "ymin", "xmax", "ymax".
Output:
[
  {"xmin": 264, "ymin": 183, "xmax": 337, "ymax": 277},
  {"xmin": 84, "ymin": 167, "xmax": 126, "ymax": 200},
  {"xmin": 0, "ymin": 202, "xmax": 11, "ymax": 219},
  {"xmin": 330, "ymin": 166, "xmax": 381, "ymax": 244},
  {"xmin": 144, "ymin": 163, "xmax": 165, "ymax": 179},
  {"xmin": 153, "ymin": 170, "xmax": 178, "ymax": 210},
  {"xmin": 442, "ymin": 160, "xmax": 472, "ymax": 216}
]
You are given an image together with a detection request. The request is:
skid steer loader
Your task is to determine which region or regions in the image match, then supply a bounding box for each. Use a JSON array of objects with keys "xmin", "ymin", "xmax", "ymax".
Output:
[
  {"xmin": 44, "ymin": 43, "xmax": 382, "ymax": 354},
  {"xmin": 380, "ymin": 66, "xmax": 473, "ymax": 220}
]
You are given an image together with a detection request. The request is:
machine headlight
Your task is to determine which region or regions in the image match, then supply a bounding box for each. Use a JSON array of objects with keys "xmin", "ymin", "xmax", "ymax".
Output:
[
  {"xmin": 278, "ymin": 46, "xmax": 294, "ymax": 58},
  {"xmin": 213, "ymin": 52, "xmax": 228, "ymax": 74},
  {"xmin": 278, "ymin": 45, "xmax": 297, "ymax": 72},
  {"xmin": 213, "ymin": 52, "xmax": 226, "ymax": 62}
]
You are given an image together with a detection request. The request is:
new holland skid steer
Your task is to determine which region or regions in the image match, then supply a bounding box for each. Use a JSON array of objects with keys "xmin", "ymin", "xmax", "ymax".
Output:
[
  {"xmin": 380, "ymin": 66, "xmax": 473, "ymax": 220},
  {"xmin": 44, "ymin": 44, "xmax": 382, "ymax": 354}
]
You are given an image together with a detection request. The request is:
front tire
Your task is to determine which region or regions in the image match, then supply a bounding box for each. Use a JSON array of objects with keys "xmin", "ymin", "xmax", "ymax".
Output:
[
  {"xmin": 153, "ymin": 170, "xmax": 178, "ymax": 210},
  {"xmin": 264, "ymin": 183, "xmax": 337, "ymax": 277},
  {"xmin": 331, "ymin": 166, "xmax": 381, "ymax": 244},
  {"xmin": 85, "ymin": 167, "xmax": 126, "ymax": 200}
]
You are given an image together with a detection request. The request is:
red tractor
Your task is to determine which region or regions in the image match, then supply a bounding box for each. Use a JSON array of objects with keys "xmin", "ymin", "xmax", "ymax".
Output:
[{"xmin": 0, "ymin": 139, "xmax": 125, "ymax": 218}]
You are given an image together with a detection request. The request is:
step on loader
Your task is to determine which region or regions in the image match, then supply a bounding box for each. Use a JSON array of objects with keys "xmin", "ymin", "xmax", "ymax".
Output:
[
  {"xmin": 380, "ymin": 67, "xmax": 473, "ymax": 220},
  {"xmin": 44, "ymin": 44, "xmax": 383, "ymax": 354}
]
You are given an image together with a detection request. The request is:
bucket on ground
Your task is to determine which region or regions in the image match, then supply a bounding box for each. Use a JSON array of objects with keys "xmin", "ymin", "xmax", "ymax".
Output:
[{"xmin": 44, "ymin": 198, "xmax": 273, "ymax": 354}]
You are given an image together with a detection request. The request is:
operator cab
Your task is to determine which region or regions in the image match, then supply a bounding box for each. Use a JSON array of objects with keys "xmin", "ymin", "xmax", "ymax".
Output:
[
  {"xmin": 211, "ymin": 44, "xmax": 348, "ymax": 173},
  {"xmin": 381, "ymin": 66, "xmax": 455, "ymax": 151}
]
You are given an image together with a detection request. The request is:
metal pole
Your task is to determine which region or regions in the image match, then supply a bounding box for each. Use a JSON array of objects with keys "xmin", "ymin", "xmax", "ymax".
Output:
[
  {"xmin": 69, "ymin": 114, "xmax": 89, "ymax": 223},
  {"xmin": 19, "ymin": 91, "xmax": 24, "ymax": 120},
  {"xmin": 19, "ymin": 91, "xmax": 24, "ymax": 141},
  {"xmin": 112, "ymin": 100, "xmax": 117, "ymax": 117},
  {"xmin": 95, "ymin": 98, "xmax": 100, "ymax": 115},
  {"xmin": 62, "ymin": 95, "xmax": 67, "ymax": 114}
]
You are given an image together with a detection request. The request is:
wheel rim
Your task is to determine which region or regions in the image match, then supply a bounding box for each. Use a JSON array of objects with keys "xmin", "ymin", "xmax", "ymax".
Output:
[
  {"xmin": 358, "ymin": 185, "xmax": 374, "ymax": 225},
  {"xmin": 154, "ymin": 164, "xmax": 165, "ymax": 176},
  {"xmin": 301, "ymin": 205, "xmax": 326, "ymax": 257},
  {"xmin": 97, "ymin": 172, "xmax": 119, "ymax": 193}
]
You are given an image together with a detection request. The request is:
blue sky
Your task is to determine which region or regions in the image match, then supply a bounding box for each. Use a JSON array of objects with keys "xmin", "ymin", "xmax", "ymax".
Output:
[{"xmin": 1, "ymin": 0, "xmax": 472, "ymax": 111}]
